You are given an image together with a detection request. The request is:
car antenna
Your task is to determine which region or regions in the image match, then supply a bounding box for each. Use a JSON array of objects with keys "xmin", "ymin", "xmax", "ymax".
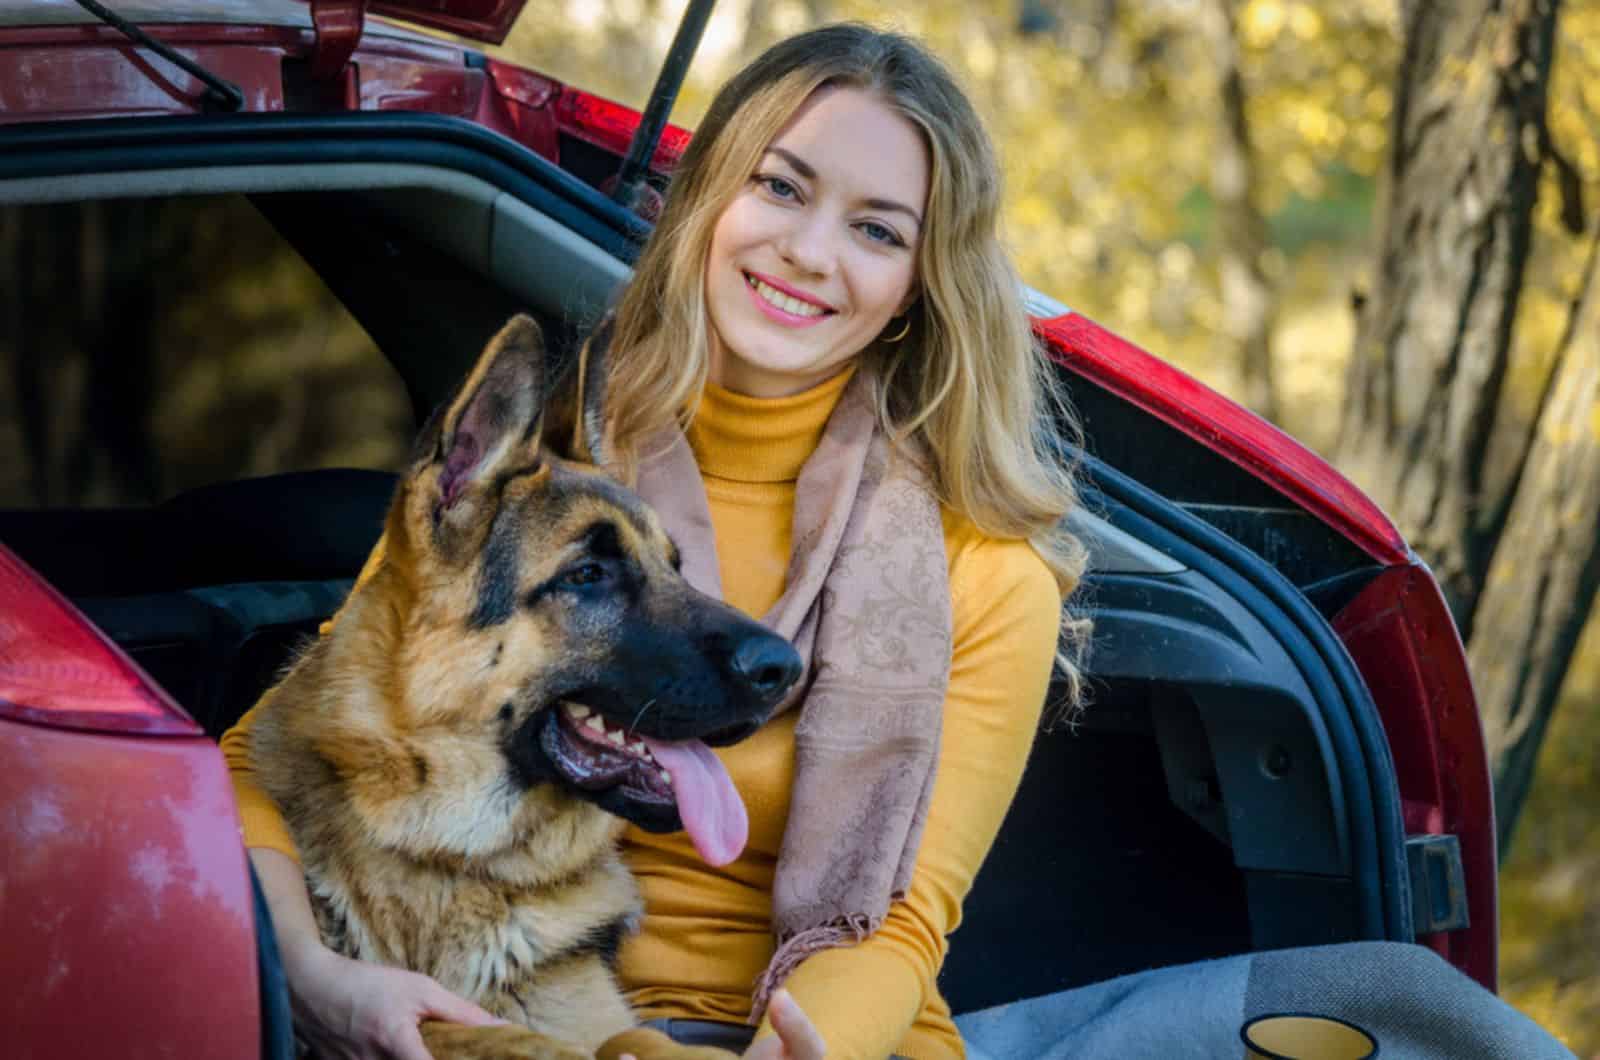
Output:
[
  {"xmin": 610, "ymin": 0, "xmax": 716, "ymax": 215},
  {"xmin": 72, "ymin": 0, "xmax": 245, "ymax": 112}
]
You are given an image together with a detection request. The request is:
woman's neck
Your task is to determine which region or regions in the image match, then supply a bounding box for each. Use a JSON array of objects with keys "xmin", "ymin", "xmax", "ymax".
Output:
[{"xmin": 687, "ymin": 365, "xmax": 856, "ymax": 484}]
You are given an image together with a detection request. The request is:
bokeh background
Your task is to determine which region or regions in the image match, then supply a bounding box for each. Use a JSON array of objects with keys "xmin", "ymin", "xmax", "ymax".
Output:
[{"xmin": 0, "ymin": 0, "xmax": 1594, "ymax": 1052}]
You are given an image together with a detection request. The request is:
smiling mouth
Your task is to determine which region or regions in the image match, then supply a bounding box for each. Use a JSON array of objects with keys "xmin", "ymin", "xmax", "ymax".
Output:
[{"xmin": 744, "ymin": 272, "xmax": 833, "ymax": 319}]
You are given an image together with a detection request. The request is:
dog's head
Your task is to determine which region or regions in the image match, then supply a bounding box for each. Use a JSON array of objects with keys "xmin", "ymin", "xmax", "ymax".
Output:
[{"xmin": 382, "ymin": 315, "xmax": 800, "ymax": 866}]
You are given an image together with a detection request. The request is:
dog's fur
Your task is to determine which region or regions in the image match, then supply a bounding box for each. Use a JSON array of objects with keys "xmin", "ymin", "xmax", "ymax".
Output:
[{"xmin": 251, "ymin": 317, "xmax": 799, "ymax": 1059}]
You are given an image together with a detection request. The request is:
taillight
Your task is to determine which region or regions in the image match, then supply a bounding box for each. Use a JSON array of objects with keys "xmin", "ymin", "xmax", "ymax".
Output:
[
  {"xmin": 554, "ymin": 87, "xmax": 690, "ymax": 174},
  {"xmin": 1333, "ymin": 564, "xmax": 1497, "ymax": 990},
  {"xmin": 1036, "ymin": 312, "xmax": 1411, "ymax": 566},
  {"xmin": 0, "ymin": 543, "xmax": 199, "ymax": 736}
]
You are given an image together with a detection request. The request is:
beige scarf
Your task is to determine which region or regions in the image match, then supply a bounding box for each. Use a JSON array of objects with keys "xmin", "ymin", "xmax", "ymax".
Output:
[{"xmin": 634, "ymin": 369, "xmax": 953, "ymax": 1021}]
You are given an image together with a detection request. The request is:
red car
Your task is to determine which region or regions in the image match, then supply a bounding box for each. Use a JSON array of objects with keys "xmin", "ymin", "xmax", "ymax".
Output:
[{"xmin": 0, "ymin": 3, "xmax": 1494, "ymax": 1058}]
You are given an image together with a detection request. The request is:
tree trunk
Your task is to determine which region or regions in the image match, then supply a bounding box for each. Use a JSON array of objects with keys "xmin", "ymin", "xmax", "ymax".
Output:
[
  {"xmin": 1337, "ymin": 0, "xmax": 1572, "ymax": 852},
  {"xmin": 1337, "ymin": 0, "xmax": 1558, "ymax": 628},
  {"xmin": 1204, "ymin": 0, "xmax": 1279, "ymax": 422},
  {"xmin": 1468, "ymin": 214, "xmax": 1600, "ymax": 854}
]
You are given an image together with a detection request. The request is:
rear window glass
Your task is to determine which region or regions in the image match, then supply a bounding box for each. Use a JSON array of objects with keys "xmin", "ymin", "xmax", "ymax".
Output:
[{"xmin": 0, "ymin": 194, "xmax": 412, "ymax": 510}]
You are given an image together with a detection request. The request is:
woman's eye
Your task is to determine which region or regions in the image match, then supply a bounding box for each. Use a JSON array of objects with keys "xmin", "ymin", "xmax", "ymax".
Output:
[
  {"xmin": 759, "ymin": 175, "xmax": 799, "ymax": 200},
  {"xmin": 859, "ymin": 221, "xmax": 904, "ymax": 247},
  {"xmin": 560, "ymin": 563, "xmax": 608, "ymax": 588}
]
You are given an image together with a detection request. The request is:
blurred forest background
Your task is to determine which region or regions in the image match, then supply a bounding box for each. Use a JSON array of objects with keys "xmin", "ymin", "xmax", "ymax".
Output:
[{"xmin": 0, "ymin": 0, "xmax": 1595, "ymax": 1051}]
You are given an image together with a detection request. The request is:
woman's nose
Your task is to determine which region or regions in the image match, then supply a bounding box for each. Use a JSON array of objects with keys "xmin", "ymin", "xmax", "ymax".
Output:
[{"xmin": 777, "ymin": 214, "xmax": 835, "ymax": 277}]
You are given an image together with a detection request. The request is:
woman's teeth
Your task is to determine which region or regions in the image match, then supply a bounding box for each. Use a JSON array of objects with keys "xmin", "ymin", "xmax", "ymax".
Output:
[{"xmin": 747, "ymin": 274, "xmax": 826, "ymax": 318}]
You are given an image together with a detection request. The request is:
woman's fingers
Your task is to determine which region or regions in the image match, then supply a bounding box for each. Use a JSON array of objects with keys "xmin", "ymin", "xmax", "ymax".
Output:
[
  {"xmin": 412, "ymin": 974, "xmax": 506, "ymax": 1027},
  {"xmin": 748, "ymin": 990, "xmax": 826, "ymax": 1060}
]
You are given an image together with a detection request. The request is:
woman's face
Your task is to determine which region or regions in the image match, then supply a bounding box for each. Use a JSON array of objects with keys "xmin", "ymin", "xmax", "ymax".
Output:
[{"xmin": 703, "ymin": 86, "xmax": 930, "ymax": 398}]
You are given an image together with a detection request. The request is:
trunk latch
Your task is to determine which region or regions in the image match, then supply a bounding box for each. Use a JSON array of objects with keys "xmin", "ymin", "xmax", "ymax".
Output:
[{"xmin": 1405, "ymin": 834, "xmax": 1470, "ymax": 933}]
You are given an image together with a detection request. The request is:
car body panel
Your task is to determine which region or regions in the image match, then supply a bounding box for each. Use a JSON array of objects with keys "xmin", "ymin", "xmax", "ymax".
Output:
[
  {"xmin": 0, "ymin": 716, "xmax": 260, "ymax": 1060},
  {"xmin": 1332, "ymin": 564, "xmax": 1498, "ymax": 985},
  {"xmin": 367, "ymin": 0, "xmax": 528, "ymax": 45},
  {"xmin": 7, "ymin": 0, "xmax": 526, "ymax": 43}
]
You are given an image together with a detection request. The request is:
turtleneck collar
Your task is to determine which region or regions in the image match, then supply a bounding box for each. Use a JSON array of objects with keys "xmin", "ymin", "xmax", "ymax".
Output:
[{"xmin": 686, "ymin": 365, "xmax": 858, "ymax": 484}]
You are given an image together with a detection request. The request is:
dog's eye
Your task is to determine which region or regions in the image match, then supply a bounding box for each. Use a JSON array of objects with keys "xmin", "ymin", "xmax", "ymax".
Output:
[{"xmin": 559, "ymin": 562, "xmax": 608, "ymax": 589}]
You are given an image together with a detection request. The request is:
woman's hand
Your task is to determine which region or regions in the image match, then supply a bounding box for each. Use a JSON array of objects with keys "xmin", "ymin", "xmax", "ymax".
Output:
[
  {"xmin": 282, "ymin": 940, "xmax": 506, "ymax": 1060},
  {"xmin": 744, "ymin": 990, "xmax": 826, "ymax": 1060},
  {"xmin": 252, "ymin": 847, "xmax": 503, "ymax": 1060},
  {"xmin": 604, "ymin": 992, "xmax": 819, "ymax": 1060}
]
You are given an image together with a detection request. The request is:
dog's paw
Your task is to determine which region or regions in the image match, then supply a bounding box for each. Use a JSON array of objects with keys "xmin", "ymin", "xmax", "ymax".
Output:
[
  {"xmin": 420, "ymin": 1020, "xmax": 593, "ymax": 1060},
  {"xmin": 595, "ymin": 1027, "xmax": 738, "ymax": 1060}
]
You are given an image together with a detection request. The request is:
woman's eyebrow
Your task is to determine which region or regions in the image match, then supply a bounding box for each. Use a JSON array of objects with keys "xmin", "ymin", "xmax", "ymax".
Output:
[{"xmin": 765, "ymin": 146, "xmax": 924, "ymax": 230}]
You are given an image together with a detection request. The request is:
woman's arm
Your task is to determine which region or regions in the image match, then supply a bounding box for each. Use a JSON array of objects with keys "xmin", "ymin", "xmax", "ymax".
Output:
[
  {"xmin": 253, "ymin": 846, "xmax": 506, "ymax": 1060},
  {"xmin": 223, "ymin": 536, "xmax": 501, "ymax": 1060},
  {"xmin": 756, "ymin": 532, "xmax": 1063, "ymax": 1059}
]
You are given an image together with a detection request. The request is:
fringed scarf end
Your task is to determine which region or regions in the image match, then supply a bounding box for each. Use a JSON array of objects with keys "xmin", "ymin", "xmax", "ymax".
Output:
[{"xmin": 749, "ymin": 915, "xmax": 878, "ymax": 1024}]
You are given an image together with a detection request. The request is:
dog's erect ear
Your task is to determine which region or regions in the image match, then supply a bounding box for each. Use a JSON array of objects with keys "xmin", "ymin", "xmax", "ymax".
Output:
[
  {"xmin": 570, "ymin": 314, "xmax": 613, "ymax": 467},
  {"xmin": 434, "ymin": 314, "xmax": 546, "ymax": 511}
]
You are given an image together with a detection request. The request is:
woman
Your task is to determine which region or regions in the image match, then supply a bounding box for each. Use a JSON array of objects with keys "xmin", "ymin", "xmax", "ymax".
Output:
[{"xmin": 226, "ymin": 23, "xmax": 1081, "ymax": 1060}]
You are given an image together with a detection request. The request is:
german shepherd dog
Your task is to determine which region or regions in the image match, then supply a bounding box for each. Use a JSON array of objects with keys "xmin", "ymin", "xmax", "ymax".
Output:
[{"xmin": 251, "ymin": 316, "xmax": 801, "ymax": 1059}]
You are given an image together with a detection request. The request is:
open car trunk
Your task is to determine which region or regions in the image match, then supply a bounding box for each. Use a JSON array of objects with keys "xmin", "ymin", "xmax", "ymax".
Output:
[{"xmin": 0, "ymin": 113, "xmax": 1421, "ymax": 1024}]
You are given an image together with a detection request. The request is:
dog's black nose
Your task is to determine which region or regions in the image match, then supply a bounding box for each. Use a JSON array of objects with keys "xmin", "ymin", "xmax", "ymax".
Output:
[{"xmin": 727, "ymin": 633, "xmax": 802, "ymax": 702}]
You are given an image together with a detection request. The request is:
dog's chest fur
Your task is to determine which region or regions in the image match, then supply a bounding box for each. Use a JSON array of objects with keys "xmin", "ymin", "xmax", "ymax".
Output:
[{"xmin": 307, "ymin": 840, "xmax": 641, "ymax": 1002}]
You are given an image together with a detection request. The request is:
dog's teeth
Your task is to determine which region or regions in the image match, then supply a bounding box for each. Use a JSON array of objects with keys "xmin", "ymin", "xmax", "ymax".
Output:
[
  {"xmin": 659, "ymin": 769, "xmax": 672, "ymax": 784},
  {"xmin": 607, "ymin": 730, "xmax": 625, "ymax": 746},
  {"xmin": 566, "ymin": 703, "xmax": 591, "ymax": 720},
  {"xmin": 584, "ymin": 715, "xmax": 605, "ymax": 733},
  {"xmin": 630, "ymin": 741, "xmax": 647, "ymax": 754}
]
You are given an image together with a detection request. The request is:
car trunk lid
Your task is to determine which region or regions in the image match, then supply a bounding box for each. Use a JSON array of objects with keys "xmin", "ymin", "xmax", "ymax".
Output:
[{"xmin": 323, "ymin": 0, "xmax": 527, "ymax": 45}]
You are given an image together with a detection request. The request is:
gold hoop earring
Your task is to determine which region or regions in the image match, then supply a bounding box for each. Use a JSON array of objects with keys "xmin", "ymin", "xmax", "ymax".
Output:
[{"xmin": 883, "ymin": 315, "xmax": 912, "ymax": 343}]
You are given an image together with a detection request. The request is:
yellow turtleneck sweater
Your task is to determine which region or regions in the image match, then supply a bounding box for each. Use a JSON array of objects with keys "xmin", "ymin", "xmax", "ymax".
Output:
[{"xmin": 221, "ymin": 367, "xmax": 1062, "ymax": 1060}]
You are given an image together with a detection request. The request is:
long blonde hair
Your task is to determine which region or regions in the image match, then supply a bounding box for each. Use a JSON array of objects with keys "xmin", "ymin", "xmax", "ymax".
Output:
[{"xmin": 600, "ymin": 24, "xmax": 1090, "ymax": 702}]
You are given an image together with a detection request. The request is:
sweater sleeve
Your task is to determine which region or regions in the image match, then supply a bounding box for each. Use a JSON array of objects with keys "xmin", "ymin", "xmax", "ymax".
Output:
[
  {"xmin": 759, "ymin": 533, "xmax": 1063, "ymax": 1059},
  {"xmin": 218, "ymin": 534, "xmax": 390, "ymax": 862}
]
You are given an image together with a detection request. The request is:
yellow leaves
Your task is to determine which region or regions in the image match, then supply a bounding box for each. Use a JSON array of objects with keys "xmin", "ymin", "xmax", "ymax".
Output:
[
  {"xmin": 1291, "ymin": 106, "xmax": 1345, "ymax": 148},
  {"xmin": 766, "ymin": 0, "xmax": 813, "ymax": 38},
  {"xmin": 1241, "ymin": 0, "xmax": 1321, "ymax": 49},
  {"xmin": 1242, "ymin": 0, "xmax": 1288, "ymax": 49},
  {"xmin": 963, "ymin": 32, "xmax": 997, "ymax": 80},
  {"xmin": 1280, "ymin": 152, "xmax": 1322, "ymax": 197},
  {"xmin": 1336, "ymin": 62, "xmax": 1366, "ymax": 95},
  {"xmin": 1364, "ymin": 84, "xmax": 1391, "ymax": 119},
  {"xmin": 1011, "ymin": 193, "xmax": 1056, "ymax": 231},
  {"xmin": 1287, "ymin": 5, "xmax": 1323, "ymax": 41},
  {"xmin": 1065, "ymin": 228, "xmax": 1099, "ymax": 266},
  {"xmin": 1159, "ymin": 242, "xmax": 1197, "ymax": 281}
]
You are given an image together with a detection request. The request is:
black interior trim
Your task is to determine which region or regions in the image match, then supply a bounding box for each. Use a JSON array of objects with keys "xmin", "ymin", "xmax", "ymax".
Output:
[
  {"xmin": 0, "ymin": 112, "xmax": 651, "ymax": 261},
  {"xmin": 250, "ymin": 859, "xmax": 295, "ymax": 1060},
  {"xmin": 1079, "ymin": 454, "xmax": 1411, "ymax": 943}
]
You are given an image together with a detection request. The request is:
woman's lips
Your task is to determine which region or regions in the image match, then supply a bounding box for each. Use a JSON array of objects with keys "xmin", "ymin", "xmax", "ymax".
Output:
[{"xmin": 743, "ymin": 271, "xmax": 834, "ymax": 328}]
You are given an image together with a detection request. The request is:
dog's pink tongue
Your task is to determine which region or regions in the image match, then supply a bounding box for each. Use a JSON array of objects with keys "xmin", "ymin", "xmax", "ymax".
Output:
[{"xmin": 640, "ymin": 737, "xmax": 747, "ymax": 867}]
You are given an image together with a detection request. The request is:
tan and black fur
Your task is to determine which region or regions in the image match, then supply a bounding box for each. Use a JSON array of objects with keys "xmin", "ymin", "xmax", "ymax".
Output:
[{"xmin": 250, "ymin": 316, "xmax": 800, "ymax": 1059}]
